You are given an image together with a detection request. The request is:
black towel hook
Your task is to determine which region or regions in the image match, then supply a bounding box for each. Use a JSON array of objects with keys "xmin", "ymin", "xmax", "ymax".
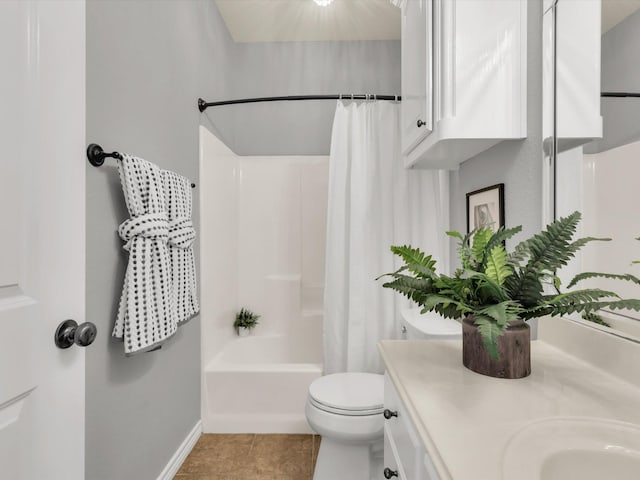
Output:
[{"xmin": 86, "ymin": 143, "xmax": 196, "ymax": 188}]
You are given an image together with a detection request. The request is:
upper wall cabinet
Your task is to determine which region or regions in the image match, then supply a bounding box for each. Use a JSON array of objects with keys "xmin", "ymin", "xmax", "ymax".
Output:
[
  {"xmin": 401, "ymin": 0, "xmax": 528, "ymax": 169},
  {"xmin": 401, "ymin": 0, "xmax": 432, "ymax": 153},
  {"xmin": 555, "ymin": 0, "xmax": 602, "ymax": 151}
]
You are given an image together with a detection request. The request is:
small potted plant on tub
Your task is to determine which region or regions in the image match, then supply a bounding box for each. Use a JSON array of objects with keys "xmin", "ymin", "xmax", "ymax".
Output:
[
  {"xmin": 234, "ymin": 308, "xmax": 260, "ymax": 337},
  {"xmin": 379, "ymin": 212, "xmax": 640, "ymax": 379}
]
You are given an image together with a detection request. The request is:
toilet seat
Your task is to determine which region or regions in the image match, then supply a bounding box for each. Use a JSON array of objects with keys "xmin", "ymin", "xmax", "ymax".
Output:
[
  {"xmin": 308, "ymin": 373, "xmax": 384, "ymax": 416},
  {"xmin": 308, "ymin": 396, "xmax": 383, "ymax": 416}
]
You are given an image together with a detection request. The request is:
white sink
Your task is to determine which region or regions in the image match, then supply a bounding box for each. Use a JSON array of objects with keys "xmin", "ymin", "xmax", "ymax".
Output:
[{"xmin": 502, "ymin": 418, "xmax": 640, "ymax": 480}]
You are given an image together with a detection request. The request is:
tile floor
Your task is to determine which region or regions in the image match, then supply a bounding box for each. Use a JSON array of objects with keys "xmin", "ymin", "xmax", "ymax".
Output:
[{"xmin": 175, "ymin": 434, "xmax": 321, "ymax": 480}]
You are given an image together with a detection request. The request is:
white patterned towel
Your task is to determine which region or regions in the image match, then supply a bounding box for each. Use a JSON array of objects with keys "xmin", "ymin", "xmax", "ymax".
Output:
[
  {"xmin": 163, "ymin": 170, "xmax": 199, "ymax": 324},
  {"xmin": 114, "ymin": 155, "xmax": 177, "ymax": 355}
]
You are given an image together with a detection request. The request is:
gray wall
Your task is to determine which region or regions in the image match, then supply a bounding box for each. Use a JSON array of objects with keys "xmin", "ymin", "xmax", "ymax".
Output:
[
  {"xmin": 203, "ymin": 40, "xmax": 401, "ymax": 155},
  {"xmin": 449, "ymin": 0, "xmax": 543, "ymax": 266},
  {"xmin": 85, "ymin": 2, "xmax": 233, "ymax": 479},
  {"xmin": 86, "ymin": 1, "xmax": 399, "ymax": 477},
  {"xmin": 585, "ymin": 8, "xmax": 640, "ymax": 154}
]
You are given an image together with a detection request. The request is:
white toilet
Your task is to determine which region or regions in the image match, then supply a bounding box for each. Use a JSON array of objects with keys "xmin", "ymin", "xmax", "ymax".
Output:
[
  {"xmin": 305, "ymin": 372, "xmax": 384, "ymax": 480},
  {"xmin": 306, "ymin": 309, "xmax": 461, "ymax": 480},
  {"xmin": 401, "ymin": 307, "xmax": 462, "ymax": 340}
]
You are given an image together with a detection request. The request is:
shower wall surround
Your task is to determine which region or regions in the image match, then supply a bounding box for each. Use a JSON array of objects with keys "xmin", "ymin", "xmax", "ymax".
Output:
[
  {"xmin": 237, "ymin": 156, "xmax": 328, "ymax": 329},
  {"xmin": 85, "ymin": 1, "xmax": 232, "ymax": 479},
  {"xmin": 200, "ymin": 127, "xmax": 327, "ymax": 433}
]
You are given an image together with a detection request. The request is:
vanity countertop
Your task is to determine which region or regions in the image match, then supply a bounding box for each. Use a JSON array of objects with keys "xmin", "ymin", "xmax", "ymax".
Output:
[{"xmin": 378, "ymin": 321, "xmax": 640, "ymax": 480}]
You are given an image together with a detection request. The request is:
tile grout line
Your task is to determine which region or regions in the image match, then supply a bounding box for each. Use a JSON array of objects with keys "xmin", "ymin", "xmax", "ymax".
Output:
[
  {"xmin": 310, "ymin": 434, "xmax": 315, "ymax": 478},
  {"xmin": 248, "ymin": 433, "xmax": 257, "ymax": 456},
  {"xmin": 310, "ymin": 435, "xmax": 315, "ymax": 480}
]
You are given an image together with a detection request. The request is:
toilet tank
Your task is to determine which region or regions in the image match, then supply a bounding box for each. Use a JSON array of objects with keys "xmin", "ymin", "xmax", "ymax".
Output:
[{"xmin": 400, "ymin": 307, "xmax": 462, "ymax": 340}]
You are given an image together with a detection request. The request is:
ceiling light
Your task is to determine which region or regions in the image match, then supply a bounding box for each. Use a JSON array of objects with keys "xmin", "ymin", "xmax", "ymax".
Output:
[{"xmin": 313, "ymin": 0, "xmax": 334, "ymax": 6}]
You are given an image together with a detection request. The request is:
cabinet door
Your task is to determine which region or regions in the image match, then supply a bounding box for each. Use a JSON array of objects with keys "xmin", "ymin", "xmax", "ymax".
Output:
[
  {"xmin": 401, "ymin": 0, "xmax": 432, "ymax": 155},
  {"xmin": 384, "ymin": 375, "xmax": 429, "ymax": 480},
  {"xmin": 384, "ymin": 429, "xmax": 407, "ymax": 480},
  {"xmin": 556, "ymin": 0, "xmax": 602, "ymax": 147}
]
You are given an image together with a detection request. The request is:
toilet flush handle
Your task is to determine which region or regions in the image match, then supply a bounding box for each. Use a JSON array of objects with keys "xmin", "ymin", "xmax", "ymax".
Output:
[{"xmin": 383, "ymin": 409, "xmax": 398, "ymax": 419}]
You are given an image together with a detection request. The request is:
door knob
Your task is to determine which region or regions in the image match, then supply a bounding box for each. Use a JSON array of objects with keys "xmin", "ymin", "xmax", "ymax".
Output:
[
  {"xmin": 55, "ymin": 319, "xmax": 98, "ymax": 349},
  {"xmin": 417, "ymin": 119, "xmax": 426, "ymax": 127}
]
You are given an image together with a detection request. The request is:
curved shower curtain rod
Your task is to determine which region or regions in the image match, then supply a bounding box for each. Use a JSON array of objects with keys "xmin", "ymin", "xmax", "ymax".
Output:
[
  {"xmin": 601, "ymin": 92, "xmax": 640, "ymax": 98},
  {"xmin": 197, "ymin": 94, "xmax": 402, "ymax": 112},
  {"xmin": 196, "ymin": 91, "xmax": 638, "ymax": 114},
  {"xmin": 197, "ymin": 92, "xmax": 636, "ymax": 113}
]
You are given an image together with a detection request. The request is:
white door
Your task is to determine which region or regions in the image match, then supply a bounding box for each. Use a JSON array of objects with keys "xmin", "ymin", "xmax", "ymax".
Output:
[{"xmin": 0, "ymin": 2, "xmax": 86, "ymax": 479}]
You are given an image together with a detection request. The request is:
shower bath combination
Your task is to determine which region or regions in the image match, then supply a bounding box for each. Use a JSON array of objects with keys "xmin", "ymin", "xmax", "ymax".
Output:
[{"xmin": 200, "ymin": 127, "xmax": 328, "ymax": 433}]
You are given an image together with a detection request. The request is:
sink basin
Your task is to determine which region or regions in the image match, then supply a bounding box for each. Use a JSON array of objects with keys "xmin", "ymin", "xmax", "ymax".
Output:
[{"xmin": 502, "ymin": 418, "xmax": 640, "ymax": 480}]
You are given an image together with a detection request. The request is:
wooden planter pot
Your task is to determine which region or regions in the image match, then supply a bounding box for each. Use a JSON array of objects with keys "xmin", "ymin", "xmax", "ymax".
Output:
[{"xmin": 462, "ymin": 316, "xmax": 531, "ymax": 379}]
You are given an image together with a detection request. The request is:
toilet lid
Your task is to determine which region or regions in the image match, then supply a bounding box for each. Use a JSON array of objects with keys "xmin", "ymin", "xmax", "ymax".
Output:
[{"xmin": 308, "ymin": 373, "xmax": 384, "ymax": 412}]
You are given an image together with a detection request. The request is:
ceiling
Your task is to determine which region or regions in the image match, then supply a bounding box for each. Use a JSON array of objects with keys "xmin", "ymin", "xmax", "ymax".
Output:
[
  {"xmin": 602, "ymin": 0, "xmax": 640, "ymax": 32},
  {"xmin": 214, "ymin": 0, "xmax": 401, "ymax": 43},
  {"xmin": 214, "ymin": 0, "xmax": 640, "ymax": 43}
]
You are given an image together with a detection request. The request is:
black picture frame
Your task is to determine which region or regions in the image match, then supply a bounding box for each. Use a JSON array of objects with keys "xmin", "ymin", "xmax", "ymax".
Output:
[{"xmin": 466, "ymin": 183, "xmax": 505, "ymax": 233}]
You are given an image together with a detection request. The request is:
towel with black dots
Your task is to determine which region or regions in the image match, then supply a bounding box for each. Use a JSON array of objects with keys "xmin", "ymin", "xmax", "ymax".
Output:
[
  {"xmin": 163, "ymin": 170, "xmax": 199, "ymax": 325},
  {"xmin": 113, "ymin": 155, "xmax": 177, "ymax": 355}
]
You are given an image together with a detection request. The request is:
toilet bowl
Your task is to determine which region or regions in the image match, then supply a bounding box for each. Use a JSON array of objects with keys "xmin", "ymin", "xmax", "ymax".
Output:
[{"xmin": 305, "ymin": 372, "xmax": 384, "ymax": 480}]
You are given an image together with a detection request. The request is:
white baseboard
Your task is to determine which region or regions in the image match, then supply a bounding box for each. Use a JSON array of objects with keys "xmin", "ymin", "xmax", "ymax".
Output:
[
  {"xmin": 157, "ymin": 420, "xmax": 202, "ymax": 480},
  {"xmin": 202, "ymin": 413, "xmax": 313, "ymax": 434}
]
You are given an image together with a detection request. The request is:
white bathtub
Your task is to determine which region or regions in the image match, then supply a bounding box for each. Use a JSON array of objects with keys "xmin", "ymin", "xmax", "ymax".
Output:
[{"xmin": 203, "ymin": 332, "xmax": 323, "ymax": 433}]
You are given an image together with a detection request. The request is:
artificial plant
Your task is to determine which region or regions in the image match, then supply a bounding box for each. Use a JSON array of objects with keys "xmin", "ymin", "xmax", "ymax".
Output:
[
  {"xmin": 234, "ymin": 308, "xmax": 261, "ymax": 334},
  {"xmin": 379, "ymin": 211, "xmax": 640, "ymax": 359}
]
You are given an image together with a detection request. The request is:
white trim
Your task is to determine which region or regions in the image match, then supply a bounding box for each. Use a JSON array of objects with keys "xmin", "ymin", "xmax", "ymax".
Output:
[
  {"xmin": 202, "ymin": 413, "xmax": 313, "ymax": 434},
  {"xmin": 156, "ymin": 420, "xmax": 202, "ymax": 480}
]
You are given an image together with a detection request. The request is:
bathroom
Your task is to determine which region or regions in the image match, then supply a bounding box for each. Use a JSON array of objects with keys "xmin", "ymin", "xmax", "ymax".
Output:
[{"xmin": 2, "ymin": 0, "xmax": 640, "ymax": 479}]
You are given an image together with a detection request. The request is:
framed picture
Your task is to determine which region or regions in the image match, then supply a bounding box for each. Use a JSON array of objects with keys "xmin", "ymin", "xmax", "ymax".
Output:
[{"xmin": 466, "ymin": 184, "xmax": 504, "ymax": 233}]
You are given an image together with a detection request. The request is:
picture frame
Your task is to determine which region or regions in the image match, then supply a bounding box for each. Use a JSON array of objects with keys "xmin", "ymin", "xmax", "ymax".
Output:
[{"xmin": 466, "ymin": 183, "xmax": 505, "ymax": 233}]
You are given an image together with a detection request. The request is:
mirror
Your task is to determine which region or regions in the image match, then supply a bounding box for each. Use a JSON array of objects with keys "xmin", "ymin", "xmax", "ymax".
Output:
[{"xmin": 548, "ymin": 0, "xmax": 640, "ymax": 340}]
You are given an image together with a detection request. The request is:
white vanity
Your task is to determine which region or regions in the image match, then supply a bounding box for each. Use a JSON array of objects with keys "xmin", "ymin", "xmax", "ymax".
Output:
[{"xmin": 379, "ymin": 317, "xmax": 640, "ymax": 479}]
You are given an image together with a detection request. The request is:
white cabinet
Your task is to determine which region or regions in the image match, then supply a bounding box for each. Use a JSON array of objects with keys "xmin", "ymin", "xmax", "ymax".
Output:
[
  {"xmin": 401, "ymin": 0, "xmax": 432, "ymax": 154},
  {"xmin": 383, "ymin": 374, "xmax": 439, "ymax": 480},
  {"xmin": 401, "ymin": 0, "xmax": 528, "ymax": 169},
  {"xmin": 555, "ymin": 0, "xmax": 602, "ymax": 151}
]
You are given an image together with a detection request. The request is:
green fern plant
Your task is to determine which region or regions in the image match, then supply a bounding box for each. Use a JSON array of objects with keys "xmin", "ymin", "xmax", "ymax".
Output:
[
  {"xmin": 379, "ymin": 212, "xmax": 640, "ymax": 359},
  {"xmin": 234, "ymin": 308, "xmax": 260, "ymax": 334}
]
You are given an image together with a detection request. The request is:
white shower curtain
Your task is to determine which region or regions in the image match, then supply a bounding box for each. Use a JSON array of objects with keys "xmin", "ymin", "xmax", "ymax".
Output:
[{"xmin": 323, "ymin": 100, "xmax": 449, "ymax": 374}]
